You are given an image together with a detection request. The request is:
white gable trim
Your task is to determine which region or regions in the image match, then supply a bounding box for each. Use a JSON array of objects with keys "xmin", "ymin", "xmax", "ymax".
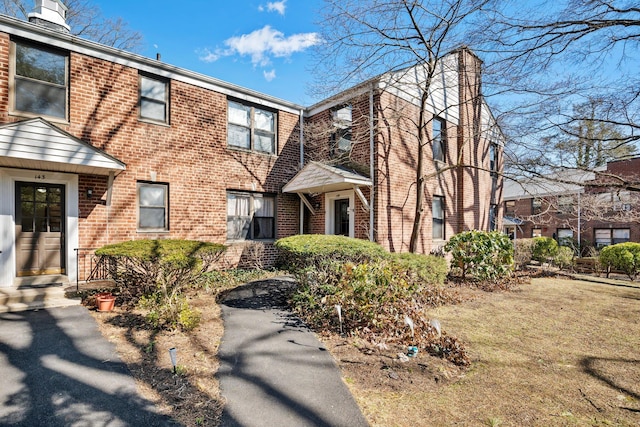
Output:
[{"xmin": 0, "ymin": 118, "xmax": 126, "ymax": 176}]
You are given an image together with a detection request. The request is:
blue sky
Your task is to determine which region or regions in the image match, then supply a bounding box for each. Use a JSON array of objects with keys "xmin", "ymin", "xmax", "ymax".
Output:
[{"xmin": 94, "ymin": 0, "xmax": 323, "ymax": 106}]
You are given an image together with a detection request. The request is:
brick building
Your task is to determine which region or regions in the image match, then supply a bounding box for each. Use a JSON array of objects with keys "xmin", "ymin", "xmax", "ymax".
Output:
[
  {"xmin": 503, "ymin": 157, "xmax": 640, "ymax": 250},
  {"xmin": 0, "ymin": 1, "xmax": 504, "ymax": 288}
]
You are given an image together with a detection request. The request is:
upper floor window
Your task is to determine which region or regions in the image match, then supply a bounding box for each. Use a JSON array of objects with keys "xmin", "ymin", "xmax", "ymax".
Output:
[
  {"xmin": 331, "ymin": 105, "xmax": 352, "ymax": 156},
  {"xmin": 432, "ymin": 195, "xmax": 445, "ymax": 240},
  {"xmin": 432, "ymin": 117, "xmax": 446, "ymax": 163},
  {"xmin": 504, "ymin": 200, "xmax": 516, "ymax": 216},
  {"xmin": 489, "ymin": 143, "xmax": 498, "ymax": 176},
  {"xmin": 557, "ymin": 195, "xmax": 574, "ymax": 214},
  {"xmin": 228, "ymin": 100, "xmax": 276, "ymax": 154},
  {"xmin": 12, "ymin": 40, "xmax": 68, "ymax": 120},
  {"xmin": 489, "ymin": 204, "xmax": 498, "ymax": 231},
  {"xmin": 227, "ymin": 191, "xmax": 276, "ymax": 241},
  {"xmin": 137, "ymin": 182, "xmax": 169, "ymax": 231},
  {"xmin": 532, "ymin": 197, "xmax": 542, "ymax": 214},
  {"xmin": 139, "ymin": 74, "xmax": 169, "ymax": 123}
]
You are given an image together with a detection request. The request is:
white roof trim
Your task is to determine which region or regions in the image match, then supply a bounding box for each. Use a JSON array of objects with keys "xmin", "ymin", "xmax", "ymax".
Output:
[
  {"xmin": 0, "ymin": 118, "xmax": 126, "ymax": 176},
  {"xmin": 283, "ymin": 161, "xmax": 372, "ymax": 194}
]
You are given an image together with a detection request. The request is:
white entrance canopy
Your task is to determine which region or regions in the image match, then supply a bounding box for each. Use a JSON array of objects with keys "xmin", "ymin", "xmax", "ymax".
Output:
[
  {"xmin": 0, "ymin": 118, "xmax": 126, "ymax": 175},
  {"xmin": 283, "ymin": 161, "xmax": 371, "ymax": 194}
]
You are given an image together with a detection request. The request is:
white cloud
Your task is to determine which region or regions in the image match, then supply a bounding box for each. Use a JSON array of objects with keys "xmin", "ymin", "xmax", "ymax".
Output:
[
  {"xmin": 263, "ymin": 69, "xmax": 276, "ymax": 81},
  {"xmin": 200, "ymin": 25, "xmax": 320, "ymax": 67},
  {"xmin": 266, "ymin": 1, "xmax": 286, "ymax": 15}
]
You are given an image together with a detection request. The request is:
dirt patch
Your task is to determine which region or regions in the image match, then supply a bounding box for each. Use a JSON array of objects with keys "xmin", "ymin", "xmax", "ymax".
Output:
[
  {"xmin": 90, "ymin": 291, "xmax": 225, "ymax": 426},
  {"xmin": 88, "ymin": 271, "xmax": 640, "ymax": 427}
]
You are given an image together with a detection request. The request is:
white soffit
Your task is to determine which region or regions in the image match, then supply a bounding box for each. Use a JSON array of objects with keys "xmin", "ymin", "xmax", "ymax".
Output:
[
  {"xmin": 283, "ymin": 161, "xmax": 372, "ymax": 194},
  {"xmin": 0, "ymin": 118, "xmax": 126, "ymax": 176}
]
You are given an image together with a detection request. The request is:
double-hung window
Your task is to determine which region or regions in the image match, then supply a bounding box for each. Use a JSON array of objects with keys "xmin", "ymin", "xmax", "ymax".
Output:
[
  {"xmin": 595, "ymin": 228, "xmax": 630, "ymax": 248},
  {"xmin": 138, "ymin": 182, "xmax": 169, "ymax": 231},
  {"xmin": 432, "ymin": 117, "xmax": 446, "ymax": 163},
  {"xmin": 432, "ymin": 196, "xmax": 445, "ymax": 240},
  {"xmin": 331, "ymin": 105, "xmax": 352, "ymax": 156},
  {"xmin": 489, "ymin": 143, "xmax": 498, "ymax": 176},
  {"xmin": 139, "ymin": 74, "xmax": 169, "ymax": 123},
  {"xmin": 228, "ymin": 100, "xmax": 276, "ymax": 154},
  {"xmin": 12, "ymin": 40, "xmax": 68, "ymax": 119},
  {"xmin": 227, "ymin": 192, "xmax": 276, "ymax": 241}
]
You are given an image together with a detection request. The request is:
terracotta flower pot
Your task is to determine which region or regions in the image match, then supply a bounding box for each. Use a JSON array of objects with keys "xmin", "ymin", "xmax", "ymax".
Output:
[{"xmin": 96, "ymin": 294, "xmax": 115, "ymax": 312}]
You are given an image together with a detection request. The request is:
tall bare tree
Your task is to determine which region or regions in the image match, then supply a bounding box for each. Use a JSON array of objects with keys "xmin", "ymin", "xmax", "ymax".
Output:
[
  {"xmin": 477, "ymin": 0, "xmax": 640, "ymax": 188},
  {"xmin": 0, "ymin": 0, "xmax": 143, "ymax": 51},
  {"xmin": 312, "ymin": 0, "xmax": 496, "ymax": 252}
]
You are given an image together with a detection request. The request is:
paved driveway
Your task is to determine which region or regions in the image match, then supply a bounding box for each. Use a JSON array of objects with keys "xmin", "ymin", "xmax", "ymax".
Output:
[{"xmin": 0, "ymin": 306, "xmax": 176, "ymax": 426}]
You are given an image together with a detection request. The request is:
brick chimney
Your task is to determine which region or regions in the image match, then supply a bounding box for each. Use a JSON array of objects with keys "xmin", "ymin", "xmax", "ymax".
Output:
[{"xmin": 28, "ymin": 0, "xmax": 70, "ymax": 33}]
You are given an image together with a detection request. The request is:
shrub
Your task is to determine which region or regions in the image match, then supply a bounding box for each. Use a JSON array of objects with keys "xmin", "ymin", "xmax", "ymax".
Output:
[
  {"xmin": 531, "ymin": 237, "xmax": 558, "ymax": 263},
  {"xmin": 514, "ymin": 238, "xmax": 535, "ymax": 270},
  {"xmin": 444, "ymin": 230, "xmax": 514, "ymax": 280},
  {"xmin": 553, "ymin": 246, "xmax": 574, "ymax": 270},
  {"xmin": 95, "ymin": 239, "xmax": 225, "ymax": 329},
  {"xmin": 291, "ymin": 260, "xmax": 468, "ymax": 366},
  {"xmin": 599, "ymin": 242, "xmax": 640, "ymax": 280},
  {"xmin": 389, "ymin": 252, "xmax": 448, "ymax": 286},
  {"xmin": 275, "ymin": 234, "xmax": 387, "ymax": 272}
]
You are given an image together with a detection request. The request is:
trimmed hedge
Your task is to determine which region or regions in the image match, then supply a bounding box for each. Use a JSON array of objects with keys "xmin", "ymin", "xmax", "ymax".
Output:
[
  {"xmin": 389, "ymin": 252, "xmax": 448, "ymax": 286},
  {"xmin": 599, "ymin": 242, "xmax": 640, "ymax": 280},
  {"xmin": 95, "ymin": 239, "xmax": 226, "ymax": 330},
  {"xmin": 275, "ymin": 234, "xmax": 387, "ymax": 271}
]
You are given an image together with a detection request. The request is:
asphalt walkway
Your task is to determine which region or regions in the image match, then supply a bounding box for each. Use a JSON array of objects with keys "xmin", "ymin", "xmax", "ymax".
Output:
[
  {"xmin": 0, "ymin": 305, "xmax": 176, "ymax": 426},
  {"xmin": 217, "ymin": 276, "xmax": 369, "ymax": 427}
]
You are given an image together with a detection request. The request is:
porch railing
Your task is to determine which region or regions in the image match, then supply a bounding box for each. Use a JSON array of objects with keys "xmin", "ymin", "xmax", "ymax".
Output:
[{"xmin": 74, "ymin": 248, "xmax": 115, "ymax": 291}]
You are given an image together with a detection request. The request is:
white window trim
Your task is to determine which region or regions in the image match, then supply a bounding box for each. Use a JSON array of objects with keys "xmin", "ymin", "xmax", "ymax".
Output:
[
  {"xmin": 139, "ymin": 73, "xmax": 170, "ymax": 125},
  {"xmin": 325, "ymin": 190, "xmax": 355, "ymax": 238},
  {"xmin": 137, "ymin": 181, "xmax": 169, "ymax": 232}
]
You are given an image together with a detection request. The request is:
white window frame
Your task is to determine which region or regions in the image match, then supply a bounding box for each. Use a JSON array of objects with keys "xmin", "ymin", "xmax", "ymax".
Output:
[
  {"xmin": 139, "ymin": 74, "xmax": 169, "ymax": 124},
  {"xmin": 226, "ymin": 191, "xmax": 276, "ymax": 241},
  {"xmin": 325, "ymin": 190, "xmax": 355, "ymax": 238},
  {"xmin": 137, "ymin": 182, "xmax": 169, "ymax": 232},
  {"xmin": 432, "ymin": 117, "xmax": 446, "ymax": 163},
  {"xmin": 227, "ymin": 100, "xmax": 277, "ymax": 154},
  {"xmin": 595, "ymin": 228, "xmax": 630, "ymax": 248},
  {"xmin": 433, "ymin": 195, "xmax": 445, "ymax": 240}
]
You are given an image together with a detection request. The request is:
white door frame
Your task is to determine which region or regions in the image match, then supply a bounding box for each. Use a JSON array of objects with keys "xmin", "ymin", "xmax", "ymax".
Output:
[
  {"xmin": 0, "ymin": 167, "xmax": 78, "ymax": 287},
  {"xmin": 325, "ymin": 189, "xmax": 355, "ymax": 238}
]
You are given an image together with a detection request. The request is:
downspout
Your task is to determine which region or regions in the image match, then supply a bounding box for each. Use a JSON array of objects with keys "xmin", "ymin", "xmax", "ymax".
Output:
[
  {"xmin": 369, "ymin": 84, "xmax": 375, "ymax": 242},
  {"xmin": 299, "ymin": 109, "xmax": 305, "ymax": 235}
]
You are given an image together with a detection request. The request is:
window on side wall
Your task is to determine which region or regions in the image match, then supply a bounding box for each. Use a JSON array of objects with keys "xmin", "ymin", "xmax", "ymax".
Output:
[
  {"xmin": 12, "ymin": 39, "xmax": 68, "ymax": 120},
  {"xmin": 432, "ymin": 196, "xmax": 445, "ymax": 240},
  {"xmin": 595, "ymin": 228, "xmax": 630, "ymax": 248},
  {"xmin": 331, "ymin": 105, "xmax": 352, "ymax": 156},
  {"xmin": 432, "ymin": 117, "xmax": 446, "ymax": 163},
  {"xmin": 227, "ymin": 192, "xmax": 276, "ymax": 241},
  {"xmin": 489, "ymin": 142, "xmax": 498, "ymax": 177},
  {"xmin": 139, "ymin": 74, "xmax": 169, "ymax": 124},
  {"xmin": 137, "ymin": 182, "xmax": 169, "ymax": 231},
  {"xmin": 489, "ymin": 204, "xmax": 498, "ymax": 231},
  {"xmin": 532, "ymin": 198, "xmax": 542, "ymax": 214},
  {"xmin": 505, "ymin": 200, "xmax": 516, "ymax": 216},
  {"xmin": 557, "ymin": 228, "xmax": 573, "ymax": 246},
  {"xmin": 228, "ymin": 100, "xmax": 276, "ymax": 154}
]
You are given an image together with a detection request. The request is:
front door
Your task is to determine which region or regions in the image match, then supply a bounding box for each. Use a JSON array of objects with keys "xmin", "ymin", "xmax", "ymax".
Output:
[
  {"xmin": 15, "ymin": 182, "xmax": 65, "ymax": 276},
  {"xmin": 334, "ymin": 198, "xmax": 350, "ymax": 236}
]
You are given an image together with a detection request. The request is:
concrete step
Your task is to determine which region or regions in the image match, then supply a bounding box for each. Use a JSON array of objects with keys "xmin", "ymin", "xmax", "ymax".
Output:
[{"xmin": 0, "ymin": 285, "xmax": 82, "ymax": 313}]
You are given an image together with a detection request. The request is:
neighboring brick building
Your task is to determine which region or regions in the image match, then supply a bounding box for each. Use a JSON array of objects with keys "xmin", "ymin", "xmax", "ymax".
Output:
[
  {"xmin": 503, "ymin": 157, "xmax": 640, "ymax": 251},
  {"xmin": 0, "ymin": 2, "xmax": 504, "ymax": 288}
]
